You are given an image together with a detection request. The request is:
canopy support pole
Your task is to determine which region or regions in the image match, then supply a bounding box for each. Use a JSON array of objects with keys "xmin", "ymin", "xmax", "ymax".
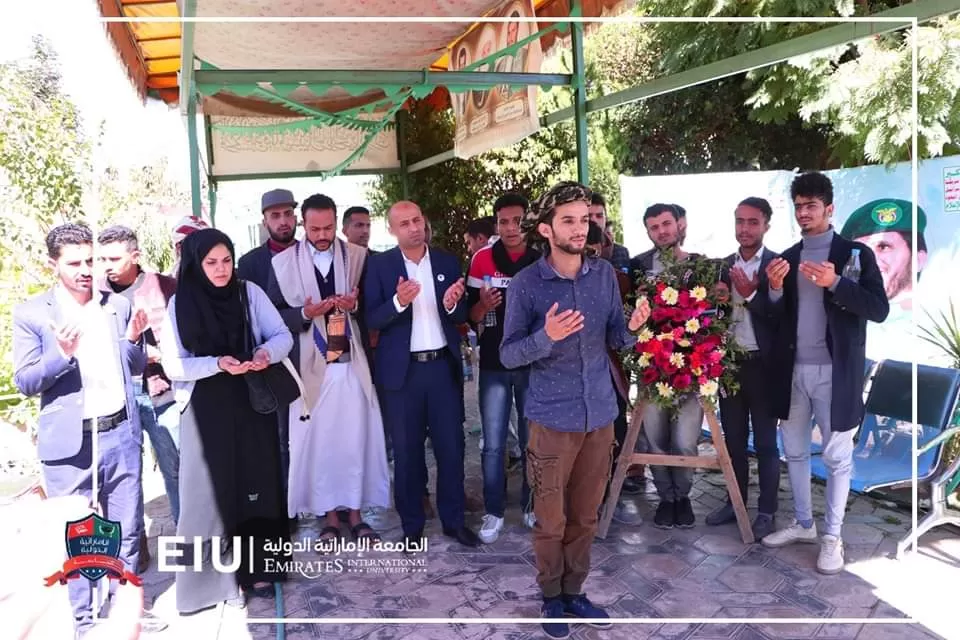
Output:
[
  {"xmin": 186, "ymin": 99, "xmax": 202, "ymax": 220},
  {"xmin": 571, "ymin": 0, "xmax": 588, "ymax": 186}
]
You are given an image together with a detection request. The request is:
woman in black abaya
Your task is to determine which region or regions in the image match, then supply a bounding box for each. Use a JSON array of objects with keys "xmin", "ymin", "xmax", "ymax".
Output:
[{"xmin": 159, "ymin": 229, "xmax": 293, "ymax": 614}]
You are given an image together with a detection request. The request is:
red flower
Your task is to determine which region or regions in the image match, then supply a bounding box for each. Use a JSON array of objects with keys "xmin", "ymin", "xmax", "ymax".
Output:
[
  {"xmin": 689, "ymin": 353, "xmax": 703, "ymax": 370},
  {"xmin": 672, "ymin": 373, "xmax": 692, "ymax": 389},
  {"xmin": 709, "ymin": 364, "xmax": 724, "ymax": 378},
  {"xmin": 641, "ymin": 368, "xmax": 659, "ymax": 385}
]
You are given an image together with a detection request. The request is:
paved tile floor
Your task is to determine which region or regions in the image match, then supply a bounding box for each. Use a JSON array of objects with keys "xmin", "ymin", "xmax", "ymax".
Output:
[{"xmin": 131, "ymin": 382, "xmax": 957, "ymax": 640}]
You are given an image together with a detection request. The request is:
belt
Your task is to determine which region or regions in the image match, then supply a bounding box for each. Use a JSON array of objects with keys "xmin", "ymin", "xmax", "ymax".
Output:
[
  {"xmin": 411, "ymin": 349, "xmax": 446, "ymax": 363},
  {"xmin": 82, "ymin": 407, "xmax": 127, "ymax": 433}
]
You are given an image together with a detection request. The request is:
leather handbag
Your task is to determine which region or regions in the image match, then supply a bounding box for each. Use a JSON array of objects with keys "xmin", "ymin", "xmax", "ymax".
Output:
[{"xmin": 238, "ymin": 281, "xmax": 308, "ymax": 419}]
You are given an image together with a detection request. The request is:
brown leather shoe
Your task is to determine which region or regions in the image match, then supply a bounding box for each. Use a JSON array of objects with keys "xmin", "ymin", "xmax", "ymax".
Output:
[{"xmin": 137, "ymin": 530, "xmax": 151, "ymax": 574}]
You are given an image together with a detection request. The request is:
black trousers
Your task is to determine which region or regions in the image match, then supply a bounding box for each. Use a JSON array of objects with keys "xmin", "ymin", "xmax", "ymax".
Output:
[{"xmin": 717, "ymin": 353, "xmax": 780, "ymax": 515}]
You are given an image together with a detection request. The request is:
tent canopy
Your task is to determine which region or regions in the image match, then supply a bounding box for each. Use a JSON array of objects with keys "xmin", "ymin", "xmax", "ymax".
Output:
[
  {"xmin": 98, "ymin": 0, "xmax": 627, "ymax": 185},
  {"xmin": 100, "ymin": 0, "xmax": 626, "ymax": 109},
  {"xmin": 95, "ymin": 0, "xmax": 960, "ymax": 221}
]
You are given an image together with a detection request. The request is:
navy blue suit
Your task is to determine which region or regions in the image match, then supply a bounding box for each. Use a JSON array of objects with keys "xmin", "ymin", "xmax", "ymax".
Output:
[{"xmin": 363, "ymin": 246, "xmax": 468, "ymax": 535}]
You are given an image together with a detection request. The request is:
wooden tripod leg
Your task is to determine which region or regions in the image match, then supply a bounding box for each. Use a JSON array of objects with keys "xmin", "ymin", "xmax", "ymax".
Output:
[
  {"xmin": 597, "ymin": 400, "xmax": 647, "ymax": 539},
  {"xmin": 702, "ymin": 401, "xmax": 754, "ymax": 544}
]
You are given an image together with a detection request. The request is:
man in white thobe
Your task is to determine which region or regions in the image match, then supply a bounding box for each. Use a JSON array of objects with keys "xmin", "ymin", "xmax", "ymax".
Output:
[{"xmin": 270, "ymin": 194, "xmax": 390, "ymax": 546}]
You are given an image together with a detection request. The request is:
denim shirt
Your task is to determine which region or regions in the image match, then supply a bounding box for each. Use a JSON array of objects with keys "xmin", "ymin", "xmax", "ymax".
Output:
[{"xmin": 500, "ymin": 256, "xmax": 636, "ymax": 432}]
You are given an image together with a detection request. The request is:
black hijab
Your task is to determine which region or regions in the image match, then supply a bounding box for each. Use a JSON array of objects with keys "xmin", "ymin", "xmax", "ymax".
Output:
[{"xmin": 174, "ymin": 228, "xmax": 247, "ymax": 358}]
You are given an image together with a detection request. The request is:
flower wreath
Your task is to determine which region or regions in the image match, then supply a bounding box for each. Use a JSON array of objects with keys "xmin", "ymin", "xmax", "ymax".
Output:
[{"xmin": 622, "ymin": 249, "xmax": 745, "ymax": 413}]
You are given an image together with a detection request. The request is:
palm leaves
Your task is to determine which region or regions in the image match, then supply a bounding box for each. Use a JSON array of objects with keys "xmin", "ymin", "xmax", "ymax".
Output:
[{"xmin": 918, "ymin": 300, "xmax": 960, "ymax": 369}]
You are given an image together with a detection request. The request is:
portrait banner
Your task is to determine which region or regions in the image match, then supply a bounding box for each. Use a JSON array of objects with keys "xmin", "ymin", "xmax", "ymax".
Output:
[
  {"xmin": 620, "ymin": 156, "xmax": 960, "ymax": 367},
  {"xmin": 451, "ymin": 0, "xmax": 543, "ymax": 159}
]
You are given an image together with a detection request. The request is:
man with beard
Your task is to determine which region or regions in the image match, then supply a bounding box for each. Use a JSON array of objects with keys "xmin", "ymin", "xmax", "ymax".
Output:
[
  {"xmin": 501, "ymin": 182, "xmax": 649, "ymax": 638},
  {"xmin": 364, "ymin": 200, "xmax": 479, "ymax": 548},
  {"xmin": 272, "ymin": 194, "xmax": 391, "ymax": 547},
  {"xmin": 13, "ymin": 223, "xmax": 149, "ymax": 638},
  {"xmin": 97, "ymin": 226, "xmax": 179, "ymax": 572},
  {"xmin": 629, "ymin": 204, "xmax": 707, "ymax": 529},
  {"xmin": 238, "ymin": 189, "xmax": 299, "ymax": 290}
]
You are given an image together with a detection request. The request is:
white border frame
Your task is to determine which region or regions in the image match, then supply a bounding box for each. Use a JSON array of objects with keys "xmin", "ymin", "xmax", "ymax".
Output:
[{"xmin": 76, "ymin": 10, "xmax": 923, "ymax": 633}]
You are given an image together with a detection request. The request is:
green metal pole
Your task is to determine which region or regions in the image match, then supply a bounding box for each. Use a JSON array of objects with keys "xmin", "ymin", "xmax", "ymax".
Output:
[
  {"xmin": 397, "ymin": 110, "xmax": 410, "ymax": 200},
  {"xmin": 570, "ymin": 2, "xmax": 589, "ymax": 186},
  {"xmin": 187, "ymin": 100, "xmax": 203, "ymax": 219}
]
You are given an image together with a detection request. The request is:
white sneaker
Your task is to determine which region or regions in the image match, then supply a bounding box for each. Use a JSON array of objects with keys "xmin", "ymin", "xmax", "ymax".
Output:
[
  {"xmin": 522, "ymin": 512, "xmax": 537, "ymax": 529},
  {"xmin": 479, "ymin": 514, "xmax": 504, "ymax": 543},
  {"xmin": 817, "ymin": 534, "xmax": 845, "ymax": 574},
  {"xmin": 761, "ymin": 520, "xmax": 818, "ymax": 548}
]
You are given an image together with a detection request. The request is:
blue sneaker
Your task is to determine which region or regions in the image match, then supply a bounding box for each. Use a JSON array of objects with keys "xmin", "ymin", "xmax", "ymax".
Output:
[
  {"xmin": 563, "ymin": 593, "xmax": 613, "ymax": 629},
  {"xmin": 540, "ymin": 597, "xmax": 571, "ymax": 639}
]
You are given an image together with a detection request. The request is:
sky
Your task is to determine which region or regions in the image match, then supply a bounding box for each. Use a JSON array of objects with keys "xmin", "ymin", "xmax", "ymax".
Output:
[{"xmin": 0, "ymin": 0, "xmax": 379, "ymax": 254}]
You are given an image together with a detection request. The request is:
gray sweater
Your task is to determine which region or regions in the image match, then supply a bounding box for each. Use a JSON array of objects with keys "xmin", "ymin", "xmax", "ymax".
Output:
[{"xmin": 795, "ymin": 228, "xmax": 834, "ymax": 365}]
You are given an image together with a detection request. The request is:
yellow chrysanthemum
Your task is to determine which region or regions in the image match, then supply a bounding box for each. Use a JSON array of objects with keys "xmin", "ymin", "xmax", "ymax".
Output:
[
  {"xmin": 661, "ymin": 287, "xmax": 679, "ymax": 305},
  {"xmin": 690, "ymin": 286, "xmax": 707, "ymax": 301},
  {"xmin": 636, "ymin": 328, "xmax": 654, "ymax": 343},
  {"xmin": 656, "ymin": 382, "xmax": 674, "ymax": 398},
  {"xmin": 669, "ymin": 353, "xmax": 685, "ymax": 367},
  {"xmin": 638, "ymin": 353, "xmax": 652, "ymax": 368},
  {"xmin": 699, "ymin": 380, "xmax": 719, "ymax": 397},
  {"xmin": 685, "ymin": 318, "xmax": 700, "ymax": 334}
]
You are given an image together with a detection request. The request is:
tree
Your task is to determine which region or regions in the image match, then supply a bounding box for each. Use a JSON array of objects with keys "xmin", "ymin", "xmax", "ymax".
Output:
[
  {"xmin": 98, "ymin": 158, "xmax": 191, "ymax": 273},
  {"xmin": 624, "ymin": 0, "xmax": 960, "ymax": 167},
  {"xmin": 0, "ymin": 36, "xmax": 91, "ymax": 425},
  {"xmin": 368, "ymin": 41, "xmax": 626, "ymax": 259}
]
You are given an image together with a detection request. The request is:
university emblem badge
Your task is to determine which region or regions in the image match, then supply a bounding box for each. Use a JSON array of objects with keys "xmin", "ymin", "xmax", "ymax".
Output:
[
  {"xmin": 44, "ymin": 513, "xmax": 142, "ymax": 586},
  {"xmin": 870, "ymin": 202, "xmax": 901, "ymax": 227}
]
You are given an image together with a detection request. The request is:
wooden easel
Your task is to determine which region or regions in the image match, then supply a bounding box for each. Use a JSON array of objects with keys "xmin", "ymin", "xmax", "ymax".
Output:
[{"xmin": 597, "ymin": 398, "xmax": 755, "ymax": 544}]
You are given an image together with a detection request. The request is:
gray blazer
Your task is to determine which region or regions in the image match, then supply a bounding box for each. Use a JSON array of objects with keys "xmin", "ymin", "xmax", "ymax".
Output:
[{"xmin": 12, "ymin": 289, "xmax": 146, "ymax": 463}]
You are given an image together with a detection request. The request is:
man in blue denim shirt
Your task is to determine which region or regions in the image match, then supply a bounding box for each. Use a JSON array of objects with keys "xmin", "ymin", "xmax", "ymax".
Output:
[{"xmin": 501, "ymin": 182, "xmax": 650, "ymax": 639}]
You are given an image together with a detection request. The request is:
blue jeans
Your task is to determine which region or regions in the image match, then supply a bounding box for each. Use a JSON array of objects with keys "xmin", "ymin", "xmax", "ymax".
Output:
[
  {"xmin": 136, "ymin": 391, "xmax": 180, "ymax": 524},
  {"xmin": 43, "ymin": 423, "xmax": 142, "ymax": 636},
  {"xmin": 479, "ymin": 368, "xmax": 531, "ymax": 517}
]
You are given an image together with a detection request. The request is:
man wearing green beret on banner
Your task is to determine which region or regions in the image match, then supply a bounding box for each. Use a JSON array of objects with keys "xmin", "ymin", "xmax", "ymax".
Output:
[{"xmin": 839, "ymin": 199, "xmax": 927, "ymax": 362}]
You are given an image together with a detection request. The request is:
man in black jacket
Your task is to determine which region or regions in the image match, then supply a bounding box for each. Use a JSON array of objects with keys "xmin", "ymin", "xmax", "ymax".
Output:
[
  {"xmin": 705, "ymin": 197, "xmax": 781, "ymax": 540},
  {"xmin": 760, "ymin": 172, "xmax": 888, "ymax": 575}
]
